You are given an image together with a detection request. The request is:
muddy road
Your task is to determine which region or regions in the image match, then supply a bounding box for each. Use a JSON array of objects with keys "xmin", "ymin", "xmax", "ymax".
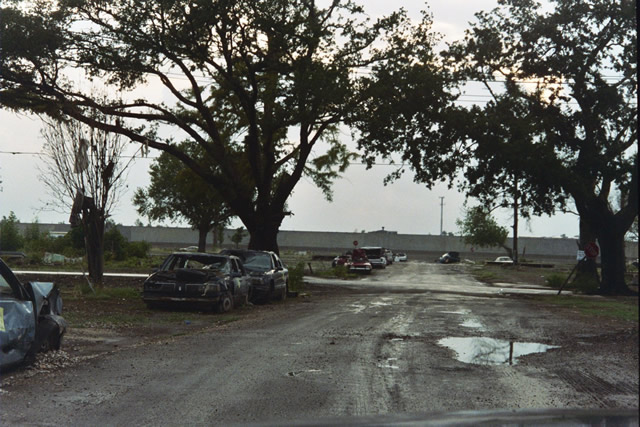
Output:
[{"xmin": 1, "ymin": 262, "xmax": 638, "ymax": 425}]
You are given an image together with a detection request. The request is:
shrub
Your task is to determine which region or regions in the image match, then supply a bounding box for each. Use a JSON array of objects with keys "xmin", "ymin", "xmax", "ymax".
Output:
[
  {"xmin": 126, "ymin": 241, "xmax": 151, "ymax": 258},
  {"xmin": 104, "ymin": 227, "xmax": 127, "ymax": 261},
  {"xmin": 288, "ymin": 261, "xmax": 305, "ymax": 293},
  {"xmin": 545, "ymin": 273, "xmax": 567, "ymax": 288},
  {"xmin": 0, "ymin": 212, "xmax": 24, "ymax": 250}
]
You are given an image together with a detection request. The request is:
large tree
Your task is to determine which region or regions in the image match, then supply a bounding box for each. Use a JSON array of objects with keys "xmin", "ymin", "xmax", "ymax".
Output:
[
  {"xmin": 133, "ymin": 142, "xmax": 234, "ymax": 252},
  {"xmin": 355, "ymin": 0, "xmax": 637, "ymax": 295},
  {"xmin": 453, "ymin": 0, "xmax": 637, "ymax": 295},
  {"xmin": 0, "ymin": 0, "xmax": 442, "ymax": 253}
]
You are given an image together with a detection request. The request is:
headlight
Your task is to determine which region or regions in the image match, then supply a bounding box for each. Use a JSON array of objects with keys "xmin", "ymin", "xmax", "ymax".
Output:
[{"xmin": 202, "ymin": 282, "xmax": 221, "ymax": 295}]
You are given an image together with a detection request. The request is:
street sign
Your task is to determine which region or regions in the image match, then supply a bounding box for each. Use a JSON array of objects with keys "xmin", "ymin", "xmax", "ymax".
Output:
[
  {"xmin": 353, "ymin": 240, "xmax": 358, "ymax": 247},
  {"xmin": 584, "ymin": 242, "xmax": 599, "ymax": 259}
]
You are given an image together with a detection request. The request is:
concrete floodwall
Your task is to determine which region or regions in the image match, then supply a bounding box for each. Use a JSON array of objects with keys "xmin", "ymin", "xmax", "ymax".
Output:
[{"xmin": 15, "ymin": 223, "xmax": 638, "ymax": 260}]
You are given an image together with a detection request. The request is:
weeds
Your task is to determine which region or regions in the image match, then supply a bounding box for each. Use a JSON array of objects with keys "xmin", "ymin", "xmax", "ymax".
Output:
[
  {"xmin": 545, "ymin": 273, "xmax": 567, "ymax": 288},
  {"xmin": 535, "ymin": 295, "xmax": 639, "ymax": 322}
]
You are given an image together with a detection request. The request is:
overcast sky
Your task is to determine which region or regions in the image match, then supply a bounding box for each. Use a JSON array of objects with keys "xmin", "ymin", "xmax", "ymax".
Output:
[{"xmin": 0, "ymin": 0, "xmax": 580, "ymax": 238}]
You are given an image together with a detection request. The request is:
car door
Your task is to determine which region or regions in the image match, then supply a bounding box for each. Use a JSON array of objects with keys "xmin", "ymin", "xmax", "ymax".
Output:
[
  {"xmin": 0, "ymin": 262, "xmax": 37, "ymax": 369},
  {"xmin": 230, "ymin": 258, "xmax": 250, "ymax": 298},
  {"xmin": 270, "ymin": 253, "xmax": 286, "ymax": 290}
]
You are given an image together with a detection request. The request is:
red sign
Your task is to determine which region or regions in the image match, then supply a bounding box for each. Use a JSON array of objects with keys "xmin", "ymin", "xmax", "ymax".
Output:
[
  {"xmin": 353, "ymin": 240, "xmax": 358, "ymax": 247},
  {"xmin": 584, "ymin": 242, "xmax": 599, "ymax": 259}
]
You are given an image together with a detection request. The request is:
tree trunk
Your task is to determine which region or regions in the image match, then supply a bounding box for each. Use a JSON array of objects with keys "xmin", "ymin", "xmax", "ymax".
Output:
[
  {"xmin": 246, "ymin": 210, "xmax": 283, "ymax": 254},
  {"xmin": 197, "ymin": 227, "xmax": 208, "ymax": 252},
  {"xmin": 81, "ymin": 197, "xmax": 105, "ymax": 285},
  {"xmin": 576, "ymin": 218, "xmax": 599, "ymax": 281},
  {"xmin": 597, "ymin": 227, "xmax": 632, "ymax": 295},
  {"xmin": 247, "ymin": 225, "xmax": 280, "ymax": 254},
  {"xmin": 512, "ymin": 179, "xmax": 519, "ymax": 264}
]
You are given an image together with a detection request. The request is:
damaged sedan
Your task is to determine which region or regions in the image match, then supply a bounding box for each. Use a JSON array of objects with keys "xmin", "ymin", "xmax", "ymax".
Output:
[
  {"xmin": 142, "ymin": 252, "xmax": 251, "ymax": 312},
  {"xmin": 220, "ymin": 250, "xmax": 288, "ymax": 302},
  {"xmin": 0, "ymin": 258, "xmax": 67, "ymax": 371}
]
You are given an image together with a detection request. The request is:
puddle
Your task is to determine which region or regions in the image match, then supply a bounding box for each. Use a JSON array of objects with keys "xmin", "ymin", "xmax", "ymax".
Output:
[
  {"xmin": 460, "ymin": 319, "xmax": 484, "ymax": 329},
  {"xmin": 437, "ymin": 337, "xmax": 559, "ymax": 365}
]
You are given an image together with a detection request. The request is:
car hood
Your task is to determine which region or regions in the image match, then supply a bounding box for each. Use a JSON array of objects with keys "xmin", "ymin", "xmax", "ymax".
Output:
[
  {"xmin": 27, "ymin": 281, "xmax": 63, "ymax": 316},
  {"xmin": 147, "ymin": 269, "xmax": 225, "ymax": 283}
]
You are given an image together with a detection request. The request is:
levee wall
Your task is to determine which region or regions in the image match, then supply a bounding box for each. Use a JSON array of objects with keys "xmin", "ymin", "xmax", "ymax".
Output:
[{"xmin": 15, "ymin": 223, "xmax": 638, "ymax": 261}]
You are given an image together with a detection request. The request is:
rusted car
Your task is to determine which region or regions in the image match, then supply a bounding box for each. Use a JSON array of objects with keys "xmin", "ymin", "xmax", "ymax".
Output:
[
  {"xmin": 142, "ymin": 252, "xmax": 251, "ymax": 312},
  {"xmin": 0, "ymin": 258, "xmax": 67, "ymax": 370}
]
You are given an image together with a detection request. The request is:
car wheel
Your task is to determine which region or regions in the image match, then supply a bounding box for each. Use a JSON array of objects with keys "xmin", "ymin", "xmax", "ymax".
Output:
[{"xmin": 217, "ymin": 292, "xmax": 233, "ymax": 313}]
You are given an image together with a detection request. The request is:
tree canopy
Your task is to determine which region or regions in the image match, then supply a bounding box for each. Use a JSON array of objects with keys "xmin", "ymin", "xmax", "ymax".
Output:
[
  {"xmin": 0, "ymin": 0, "xmax": 445, "ymax": 253},
  {"xmin": 456, "ymin": 206, "xmax": 511, "ymax": 257},
  {"xmin": 133, "ymin": 141, "xmax": 234, "ymax": 252},
  {"xmin": 355, "ymin": 0, "xmax": 637, "ymax": 294}
]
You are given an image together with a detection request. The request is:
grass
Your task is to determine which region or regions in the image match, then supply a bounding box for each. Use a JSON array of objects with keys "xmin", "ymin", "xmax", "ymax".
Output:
[{"xmin": 534, "ymin": 295, "xmax": 639, "ymax": 322}]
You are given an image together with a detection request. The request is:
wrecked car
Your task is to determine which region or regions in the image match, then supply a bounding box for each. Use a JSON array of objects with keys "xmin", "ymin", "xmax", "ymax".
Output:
[
  {"xmin": 220, "ymin": 250, "xmax": 288, "ymax": 302},
  {"xmin": 142, "ymin": 252, "xmax": 251, "ymax": 312},
  {"xmin": 0, "ymin": 258, "xmax": 67, "ymax": 370}
]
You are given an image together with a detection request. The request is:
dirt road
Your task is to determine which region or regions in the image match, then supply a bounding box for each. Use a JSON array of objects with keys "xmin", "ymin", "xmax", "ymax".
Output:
[{"xmin": 1, "ymin": 262, "xmax": 638, "ymax": 425}]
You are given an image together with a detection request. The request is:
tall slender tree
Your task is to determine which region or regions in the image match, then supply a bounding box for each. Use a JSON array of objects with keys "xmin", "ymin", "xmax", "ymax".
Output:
[{"xmin": 39, "ymin": 113, "xmax": 136, "ymax": 284}]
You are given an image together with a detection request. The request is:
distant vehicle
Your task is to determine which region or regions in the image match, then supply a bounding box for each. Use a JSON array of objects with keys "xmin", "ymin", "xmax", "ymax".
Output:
[
  {"xmin": 179, "ymin": 246, "xmax": 199, "ymax": 252},
  {"xmin": 437, "ymin": 251, "xmax": 460, "ymax": 264},
  {"xmin": 394, "ymin": 253, "xmax": 408, "ymax": 262},
  {"xmin": 1, "ymin": 258, "xmax": 67, "ymax": 370},
  {"xmin": 493, "ymin": 256, "xmax": 514, "ymax": 264},
  {"xmin": 332, "ymin": 254, "xmax": 351, "ymax": 268},
  {"xmin": 383, "ymin": 249, "xmax": 394, "ymax": 265},
  {"xmin": 349, "ymin": 248, "xmax": 372, "ymax": 274},
  {"xmin": 361, "ymin": 247, "xmax": 387, "ymax": 269},
  {"xmin": 143, "ymin": 252, "xmax": 251, "ymax": 312},
  {"xmin": 220, "ymin": 249, "xmax": 289, "ymax": 302}
]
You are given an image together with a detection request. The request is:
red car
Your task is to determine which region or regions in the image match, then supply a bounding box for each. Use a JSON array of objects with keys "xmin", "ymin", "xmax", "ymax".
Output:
[{"xmin": 348, "ymin": 249, "xmax": 372, "ymax": 274}]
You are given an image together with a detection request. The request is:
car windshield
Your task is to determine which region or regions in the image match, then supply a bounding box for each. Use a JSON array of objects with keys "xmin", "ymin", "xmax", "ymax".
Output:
[
  {"xmin": 162, "ymin": 254, "xmax": 229, "ymax": 272},
  {"xmin": 242, "ymin": 253, "xmax": 272, "ymax": 271}
]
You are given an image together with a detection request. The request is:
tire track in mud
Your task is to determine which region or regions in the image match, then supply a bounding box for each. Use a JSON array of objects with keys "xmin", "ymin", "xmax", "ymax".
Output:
[{"xmin": 553, "ymin": 369, "xmax": 638, "ymax": 407}]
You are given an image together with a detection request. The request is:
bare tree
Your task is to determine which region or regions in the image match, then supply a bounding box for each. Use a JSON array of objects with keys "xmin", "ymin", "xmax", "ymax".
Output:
[{"xmin": 39, "ymin": 112, "xmax": 136, "ymax": 284}]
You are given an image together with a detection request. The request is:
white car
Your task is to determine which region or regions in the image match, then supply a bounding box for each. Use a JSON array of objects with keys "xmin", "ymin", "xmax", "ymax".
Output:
[
  {"xmin": 494, "ymin": 256, "xmax": 514, "ymax": 263},
  {"xmin": 394, "ymin": 253, "xmax": 408, "ymax": 262}
]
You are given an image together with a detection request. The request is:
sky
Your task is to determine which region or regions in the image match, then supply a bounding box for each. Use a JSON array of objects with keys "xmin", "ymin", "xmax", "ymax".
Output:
[{"xmin": 0, "ymin": 0, "xmax": 581, "ymax": 238}]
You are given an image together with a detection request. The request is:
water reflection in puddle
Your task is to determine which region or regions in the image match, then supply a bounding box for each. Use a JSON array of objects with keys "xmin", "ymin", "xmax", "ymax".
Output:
[{"xmin": 437, "ymin": 337, "xmax": 559, "ymax": 365}]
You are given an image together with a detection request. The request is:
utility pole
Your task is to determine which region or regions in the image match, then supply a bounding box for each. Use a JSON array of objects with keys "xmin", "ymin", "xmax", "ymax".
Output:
[{"xmin": 439, "ymin": 196, "xmax": 444, "ymax": 235}]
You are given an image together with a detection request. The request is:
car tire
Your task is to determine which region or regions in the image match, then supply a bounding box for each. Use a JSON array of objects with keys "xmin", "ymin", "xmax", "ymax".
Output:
[{"xmin": 217, "ymin": 292, "xmax": 233, "ymax": 313}]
